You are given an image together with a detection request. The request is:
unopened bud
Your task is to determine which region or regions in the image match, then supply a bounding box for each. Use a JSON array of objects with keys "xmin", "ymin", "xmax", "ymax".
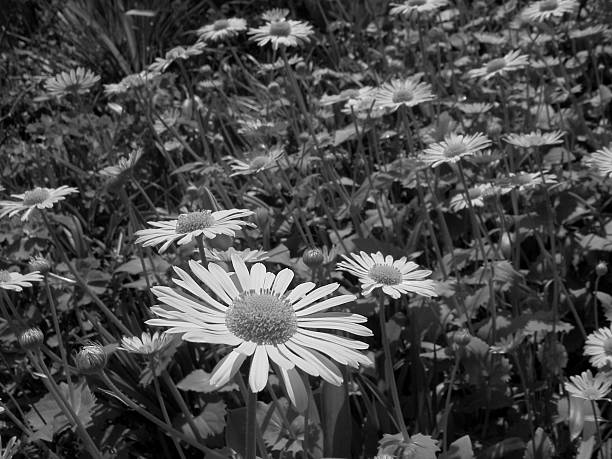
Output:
[
  {"xmin": 29, "ymin": 256, "xmax": 51, "ymax": 275},
  {"xmin": 253, "ymin": 207, "xmax": 270, "ymax": 229},
  {"xmin": 267, "ymin": 82, "xmax": 281, "ymax": 98},
  {"xmin": 18, "ymin": 327, "xmax": 44, "ymax": 351},
  {"xmin": 75, "ymin": 343, "xmax": 108, "ymax": 374},
  {"xmin": 596, "ymin": 261, "xmax": 608, "ymax": 277},
  {"xmin": 303, "ymin": 247, "xmax": 324, "ymax": 268},
  {"xmin": 451, "ymin": 329, "xmax": 472, "ymax": 348}
]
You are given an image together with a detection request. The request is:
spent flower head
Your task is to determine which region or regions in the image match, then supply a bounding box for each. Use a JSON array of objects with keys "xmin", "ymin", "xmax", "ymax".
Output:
[{"xmin": 147, "ymin": 255, "xmax": 372, "ymax": 409}]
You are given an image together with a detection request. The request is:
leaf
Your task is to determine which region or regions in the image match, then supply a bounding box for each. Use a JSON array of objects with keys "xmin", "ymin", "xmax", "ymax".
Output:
[
  {"xmin": 480, "ymin": 438, "xmax": 526, "ymax": 459},
  {"xmin": 114, "ymin": 256, "xmax": 169, "ymax": 275},
  {"xmin": 176, "ymin": 369, "xmax": 238, "ymax": 393},
  {"xmin": 176, "ymin": 401, "xmax": 227, "ymax": 440},
  {"xmin": 124, "ymin": 9, "xmax": 157, "ymax": 16},
  {"xmin": 523, "ymin": 427, "xmax": 554, "ymax": 459},
  {"xmin": 576, "ymin": 436, "xmax": 594, "ymax": 459},
  {"xmin": 321, "ymin": 382, "xmax": 351, "ymax": 458},
  {"xmin": 576, "ymin": 234, "xmax": 612, "ymax": 251},
  {"xmin": 439, "ymin": 435, "xmax": 474, "ymax": 459}
]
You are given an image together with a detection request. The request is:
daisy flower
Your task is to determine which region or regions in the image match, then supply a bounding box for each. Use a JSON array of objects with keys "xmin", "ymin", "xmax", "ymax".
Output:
[
  {"xmin": 0, "ymin": 186, "xmax": 79, "ymax": 221},
  {"xmin": 389, "ymin": 0, "xmax": 448, "ymax": 16},
  {"xmin": 375, "ymin": 77, "xmax": 436, "ymax": 113},
  {"xmin": 148, "ymin": 43, "xmax": 206, "ymax": 73},
  {"xmin": 45, "ymin": 67, "xmax": 100, "ymax": 98},
  {"xmin": 336, "ymin": 252, "xmax": 437, "ymax": 299},
  {"xmin": 0, "ymin": 270, "xmax": 43, "ymax": 292},
  {"xmin": 449, "ymin": 184, "xmax": 497, "ymax": 212},
  {"xmin": 420, "ymin": 132, "xmax": 491, "ymax": 168},
  {"xmin": 197, "ymin": 17, "xmax": 247, "ymax": 41},
  {"xmin": 228, "ymin": 147, "xmax": 284, "ymax": 176},
  {"xmin": 262, "ymin": 8, "xmax": 291, "ymax": 22},
  {"xmin": 565, "ymin": 370, "xmax": 612, "ymax": 401},
  {"xmin": 584, "ymin": 325, "xmax": 612, "ymax": 368},
  {"xmin": 205, "ymin": 247, "xmax": 269, "ymax": 264},
  {"xmin": 456, "ymin": 102, "xmax": 494, "ymax": 115},
  {"xmin": 495, "ymin": 172, "xmax": 558, "ymax": 193},
  {"xmin": 504, "ymin": 130, "xmax": 565, "ymax": 148},
  {"xmin": 341, "ymin": 87, "xmax": 386, "ymax": 119},
  {"xmin": 120, "ymin": 331, "xmax": 176, "ymax": 355},
  {"xmin": 468, "ymin": 50, "xmax": 529, "ymax": 81},
  {"xmin": 521, "ymin": 0, "xmax": 578, "ymax": 22},
  {"xmin": 248, "ymin": 16, "xmax": 314, "ymax": 50},
  {"xmin": 584, "ymin": 147, "xmax": 612, "ymax": 177},
  {"xmin": 147, "ymin": 255, "xmax": 373, "ymax": 409},
  {"xmin": 134, "ymin": 209, "xmax": 254, "ymax": 253},
  {"xmin": 99, "ymin": 148, "xmax": 143, "ymax": 181}
]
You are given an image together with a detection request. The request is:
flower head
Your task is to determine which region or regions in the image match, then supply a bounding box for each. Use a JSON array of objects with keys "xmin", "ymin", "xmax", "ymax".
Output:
[
  {"xmin": 18, "ymin": 327, "xmax": 44, "ymax": 351},
  {"xmin": 375, "ymin": 77, "xmax": 436, "ymax": 113},
  {"xmin": 120, "ymin": 331, "xmax": 176, "ymax": 355},
  {"xmin": 148, "ymin": 43, "xmax": 205, "ymax": 73},
  {"xmin": 420, "ymin": 132, "xmax": 491, "ymax": 168},
  {"xmin": 389, "ymin": 0, "xmax": 448, "ymax": 16},
  {"xmin": 0, "ymin": 186, "xmax": 79, "ymax": 221},
  {"xmin": 468, "ymin": 50, "xmax": 529, "ymax": 81},
  {"xmin": 585, "ymin": 147, "xmax": 612, "ymax": 177},
  {"xmin": 504, "ymin": 130, "xmax": 565, "ymax": 148},
  {"xmin": 0, "ymin": 270, "xmax": 43, "ymax": 292},
  {"xmin": 336, "ymin": 251, "xmax": 436, "ymax": 299},
  {"xmin": 99, "ymin": 148, "xmax": 143, "ymax": 181},
  {"xmin": 135, "ymin": 208, "xmax": 254, "ymax": 253},
  {"xmin": 262, "ymin": 9, "xmax": 290, "ymax": 22},
  {"xmin": 147, "ymin": 256, "xmax": 372, "ymax": 409},
  {"xmin": 521, "ymin": 0, "xmax": 578, "ymax": 22},
  {"xmin": 584, "ymin": 325, "xmax": 612, "ymax": 368},
  {"xmin": 495, "ymin": 171, "xmax": 557, "ymax": 193},
  {"xmin": 341, "ymin": 86, "xmax": 386, "ymax": 119},
  {"xmin": 45, "ymin": 67, "xmax": 100, "ymax": 98},
  {"xmin": 228, "ymin": 147, "xmax": 284, "ymax": 176},
  {"xmin": 449, "ymin": 184, "xmax": 498, "ymax": 212},
  {"xmin": 204, "ymin": 247, "xmax": 269, "ymax": 264},
  {"xmin": 565, "ymin": 370, "xmax": 612, "ymax": 400},
  {"xmin": 248, "ymin": 17, "xmax": 314, "ymax": 50},
  {"xmin": 197, "ymin": 17, "xmax": 247, "ymax": 41},
  {"xmin": 75, "ymin": 343, "xmax": 108, "ymax": 374}
]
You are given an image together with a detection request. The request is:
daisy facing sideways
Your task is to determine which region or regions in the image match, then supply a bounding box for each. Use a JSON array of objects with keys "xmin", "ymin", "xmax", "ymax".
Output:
[
  {"xmin": 197, "ymin": 17, "xmax": 247, "ymax": 42},
  {"xmin": 134, "ymin": 208, "xmax": 254, "ymax": 253},
  {"xmin": 0, "ymin": 270, "xmax": 43, "ymax": 292},
  {"xmin": 467, "ymin": 50, "xmax": 529, "ymax": 81},
  {"xmin": 336, "ymin": 251, "xmax": 437, "ymax": 299},
  {"xmin": 147, "ymin": 255, "xmax": 372, "ymax": 410},
  {"xmin": 0, "ymin": 186, "xmax": 78, "ymax": 221}
]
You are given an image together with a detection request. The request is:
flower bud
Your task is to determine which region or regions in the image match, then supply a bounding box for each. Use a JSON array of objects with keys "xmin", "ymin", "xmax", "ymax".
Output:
[
  {"xmin": 267, "ymin": 82, "xmax": 281, "ymax": 98},
  {"xmin": 596, "ymin": 261, "xmax": 608, "ymax": 277},
  {"xmin": 75, "ymin": 343, "xmax": 108, "ymax": 374},
  {"xmin": 303, "ymin": 247, "xmax": 324, "ymax": 269},
  {"xmin": 253, "ymin": 207, "xmax": 270, "ymax": 229},
  {"xmin": 18, "ymin": 327, "xmax": 44, "ymax": 351},
  {"xmin": 29, "ymin": 256, "xmax": 51, "ymax": 275},
  {"xmin": 451, "ymin": 329, "xmax": 471, "ymax": 348}
]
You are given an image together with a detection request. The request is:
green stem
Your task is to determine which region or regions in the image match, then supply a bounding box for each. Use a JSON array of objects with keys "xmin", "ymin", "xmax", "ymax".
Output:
[
  {"xmin": 195, "ymin": 235, "xmax": 208, "ymax": 267},
  {"xmin": 245, "ymin": 388, "xmax": 257, "ymax": 459},
  {"xmin": 152, "ymin": 369, "xmax": 187, "ymax": 459},
  {"xmin": 442, "ymin": 354, "xmax": 460, "ymax": 452}
]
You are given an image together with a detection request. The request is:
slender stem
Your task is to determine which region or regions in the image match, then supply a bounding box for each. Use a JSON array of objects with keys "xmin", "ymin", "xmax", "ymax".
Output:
[
  {"xmin": 591, "ymin": 399, "xmax": 605, "ymax": 459},
  {"xmin": 152, "ymin": 369, "xmax": 187, "ymax": 459},
  {"xmin": 378, "ymin": 292, "xmax": 409, "ymax": 441},
  {"xmin": 245, "ymin": 388, "xmax": 257, "ymax": 459},
  {"xmin": 195, "ymin": 235, "xmax": 208, "ymax": 267},
  {"xmin": 99, "ymin": 371, "xmax": 214, "ymax": 454},
  {"xmin": 161, "ymin": 370, "xmax": 205, "ymax": 444},
  {"xmin": 512, "ymin": 351, "xmax": 536, "ymax": 458},
  {"xmin": 442, "ymin": 354, "xmax": 460, "ymax": 452},
  {"xmin": 236, "ymin": 373, "xmax": 269, "ymax": 459}
]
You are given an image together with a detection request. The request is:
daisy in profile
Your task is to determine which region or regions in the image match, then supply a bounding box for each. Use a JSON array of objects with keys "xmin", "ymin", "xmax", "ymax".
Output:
[
  {"xmin": 420, "ymin": 132, "xmax": 491, "ymax": 168},
  {"xmin": 495, "ymin": 172, "xmax": 558, "ymax": 193},
  {"xmin": 148, "ymin": 43, "xmax": 206, "ymax": 73},
  {"xmin": 584, "ymin": 325, "xmax": 612, "ymax": 368},
  {"xmin": 336, "ymin": 252, "xmax": 436, "ymax": 299},
  {"xmin": 227, "ymin": 146, "xmax": 284, "ymax": 176},
  {"xmin": 135, "ymin": 209, "xmax": 253, "ymax": 253},
  {"xmin": 375, "ymin": 77, "xmax": 436, "ymax": 113},
  {"xmin": 456, "ymin": 102, "xmax": 494, "ymax": 115},
  {"xmin": 99, "ymin": 148, "xmax": 143, "ymax": 182},
  {"xmin": 45, "ymin": 67, "xmax": 100, "ymax": 98},
  {"xmin": 0, "ymin": 270, "xmax": 43, "ymax": 292},
  {"xmin": 389, "ymin": 0, "xmax": 448, "ymax": 16},
  {"xmin": 565, "ymin": 370, "xmax": 612, "ymax": 401},
  {"xmin": 248, "ymin": 11, "xmax": 313, "ymax": 50},
  {"xmin": 147, "ymin": 255, "xmax": 372, "ymax": 409},
  {"xmin": 521, "ymin": 0, "xmax": 578, "ymax": 22},
  {"xmin": 120, "ymin": 331, "xmax": 177, "ymax": 355},
  {"xmin": 341, "ymin": 87, "xmax": 386, "ymax": 119},
  {"xmin": 449, "ymin": 184, "xmax": 497, "ymax": 212},
  {"xmin": 0, "ymin": 186, "xmax": 79, "ymax": 221},
  {"xmin": 197, "ymin": 17, "xmax": 247, "ymax": 42},
  {"xmin": 468, "ymin": 50, "xmax": 529, "ymax": 81},
  {"xmin": 584, "ymin": 147, "xmax": 612, "ymax": 177},
  {"xmin": 504, "ymin": 130, "xmax": 565, "ymax": 148},
  {"xmin": 205, "ymin": 247, "xmax": 269, "ymax": 264}
]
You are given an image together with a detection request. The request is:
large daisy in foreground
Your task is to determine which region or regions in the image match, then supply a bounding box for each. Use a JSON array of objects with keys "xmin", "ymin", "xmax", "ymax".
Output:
[
  {"xmin": 336, "ymin": 252, "xmax": 437, "ymax": 299},
  {"xmin": 147, "ymin": 256, "xmax": 372, "ymax": 410},
  {"xmin": 134, "ymin": 209, "xmax": 254, "ymax": 253},
  {"xmin": 0, "ymin": 186, "xmax": 79, "ymax": 221}
]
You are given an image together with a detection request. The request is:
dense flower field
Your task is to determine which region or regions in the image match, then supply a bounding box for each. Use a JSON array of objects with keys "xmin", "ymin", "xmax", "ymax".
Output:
[{"xmin": 1, "ymin": 0, "xmax": 612, "ymax": 457}]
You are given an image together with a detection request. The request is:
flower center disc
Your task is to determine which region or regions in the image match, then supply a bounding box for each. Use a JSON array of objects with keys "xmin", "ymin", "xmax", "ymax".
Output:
[
  {"xmin": 444, "ymin": 141, "xmax": 468, "ymax": 157},
  {"xmin": 213, "ymin": 19, "xmax": 229, "ymax": 30},
  {"xmin": 176, "ymin": 211, "xmax": 216, "ymax": 234},
  {"xmin": 225, "ymin": 291, "xmax": 297, "ymax": 345},
  {"xmin": 392, "ymin": 88, "xmax": 414, "ymax": 103},
  {"xmin": 408, "ymin": 0, "xmax": 427, "ymax": 5},
  {"xmin": 539, "ymin": 0, "xmax": 558, "ymax": 11},
  {"xmin": 269, "ymin": 21, "xmax": 292, "ymax": 37},
  {"xmin": 22, "ymin": 188, "xmax": 50, "ymax": 206},
  {"xmin": 0, "ymin": 270, "xmax": 11, "ymax": 283},
  {"xmin": 603, "ymin": 338, "xmax": 612, "ymax": 356},
  {"xmin": 368, "ymin": 264, "xmax": 402, "ymax": 285},
  {"xmin": 486, "ymin": 58, "xmax": 507, "ymax": 74}
]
